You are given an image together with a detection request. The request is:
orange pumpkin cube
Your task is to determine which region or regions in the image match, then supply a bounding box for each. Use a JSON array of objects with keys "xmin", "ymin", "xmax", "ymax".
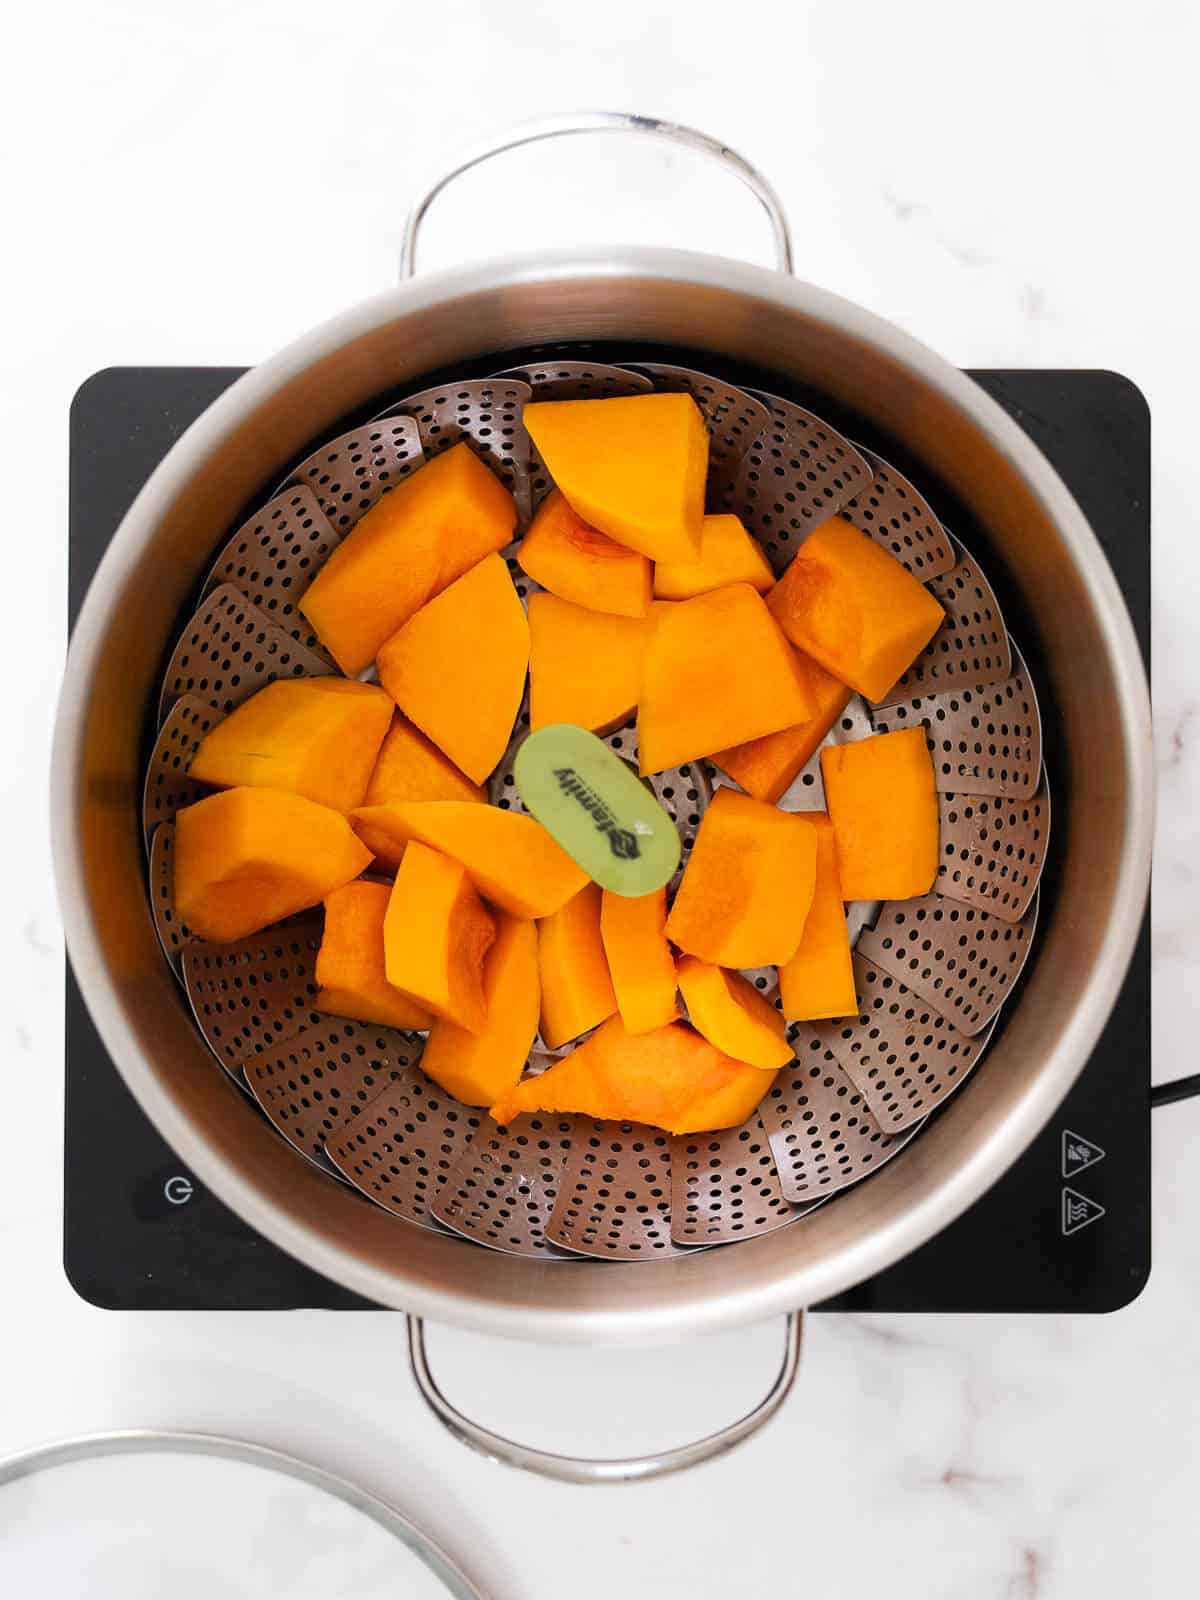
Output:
[
  {"xmin": 315, "ymin": 881, "xmax": 433, "ymax": 1030},
  {"xmin": 777, "ymin": 814, "xmax": 857, "ymax": 1020},
  {"xmin": 376, "ymin": 553, "xmax": 529, "ymax": 785},
  {"xmin": 666, "ymin": 787, "xmax": 818, "ymax": 967},
  {"xmin": 820, "ymin": 728, "xmax": 939, "ymax": 900},
  {"xmin": 523, "ymin": 393, "xmax": 708, "ymax": 564},
  {"xmin": 713, "ymin": 650, "xmax": 852, "ymax": 803},
  {"xmin": 174, "ymin": 787, "xmax": 371, "ymax": 944},
  {"xmin": 189, "ymin": 677, "xmax": 393, "ymax": 814},
  {"xmin": 537, "ymin": 883, "xmax": 618, "ymax": 1049},
  {"xmin": 421, "ymin": 913, "xmax": 539, "ymax": 1106},
  {"xmin": 677, "ymin": 957, "xmax": 791, "ymax": 1070},
  {"xmin": 653, "ymin": 514, "xmax": 774, "ymax": 600},
  {"xmin": 363, "ymin": 715, "xmax": 484, "ymax": 808},
  {"xmin": 600, "ymin": 887, "xmax": 679, "ymax": 1034},
  {"xmin": 490, "ymin": 1014, "xmax": 776, "ymax": 1135},
  {"xmin": 518, "ymin": 489, "xmax": 651, "ymax": 617},
  {"xmin": 299, "ymin": 442, "xmax": 516, "ymax": 675},
  {"xmin": 637, "ymin": 584, "xmax": 814, "ymax": 775},
  {"xmin": 528, "ymin": 592, "xmax": 652, "ymax": 734},
  {"xmin": 350, "ymin": 801, "xmax": 588, "ymax": 918},
  {"xmin": 382, "ymin": 841, "xmax": 495, "ymax": 1032},
  {"xmin": 767, "ymin": 516, "xmax": 944, "ymax": 702}
]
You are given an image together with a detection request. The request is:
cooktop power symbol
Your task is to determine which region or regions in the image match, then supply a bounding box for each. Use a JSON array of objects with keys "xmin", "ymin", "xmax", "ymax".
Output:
[
  {"xmin": 1062, "ymin": 1187, "xmax": 1106, "ymax": 1236},
  {"xmin": 163, "ymin": 1174, "xmax": 194, "ymax": 1206},
  {"xmin": 1062, "ymin": 1129, "xmax": 1106, "ymax": 1178}
]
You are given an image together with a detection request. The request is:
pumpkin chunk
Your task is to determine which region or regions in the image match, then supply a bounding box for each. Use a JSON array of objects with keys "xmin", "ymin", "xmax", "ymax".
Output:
[
  {"xmin": 350, "ymin": 801, "xmax": 588, "ymax": 917},
  {"xmin": 637, "ymin": 584, "xmax": 814, "ymax": 775},
  {"xmin": 677, "ymin": 958, "xmax": 791, "ymax": 1069},
  {"xmin": 767, "ymin": 516, "xmax": 944, "ymax": 702},
  {"xmin": 713, "ymin": 650, "xmax": 852, "ymax": 803},
  {"xmin": 188, "ymin": 678, "xmax": 392, "ymax": 814},
  {"xmin": 518, "ymin": 489, "xmax": 651, "ymax": 616},
  {"xmin": 376, "ymin": 553, "xmax": 529, "ymax": 784},
  {"xmin": 174, "ymin": 787, "xmax": 371, "ymax": 944},
  {"xmin": 666, "ymin": 787, "xmax": 818, "ymax": 967},
  {"xmin": 600, "ymin": 887, "xmax": 679, "ymax": 1034},
  {"xmin": 778, "ymin": 814, "xmax": 857, "ymax": 1020},
  {"xmin": 299, "ymin": 441, "xmax": 516, "ymax": 675},
  {"xmin": 653, "ymin": 514, "xmax": 774, "ymax": 600},
  {"xmin": 421, "ymin": 913, "xmax": 539, "ymax": 1106},
  {"xmin": 315, "ymin": 881, "xmax": 433, "ymax": 1030},
  {"xmin": 523, "ymin": 393, "xmax": 707, "ymax": 563},
  {"xmin": 820, "ymin": 727, "xmax": 939, "ymax": 900},
  {"xmin": 383, "ymin": 841, "xmax": 495, "ymax": 1032},
  {"xmin": 490, "ymin": 1014, "xmax": 776, "ymax": 1135},
  {"xmin": 364, "ymin": 715, "xmax": 484, "ymax": 808},
  {"xmin": 528, "ymin": 592, "xmax": 651, "ymax": 733},
  {"xmin": 537, "ymin": 883, "xmax": 618, "ymax": 1049}
]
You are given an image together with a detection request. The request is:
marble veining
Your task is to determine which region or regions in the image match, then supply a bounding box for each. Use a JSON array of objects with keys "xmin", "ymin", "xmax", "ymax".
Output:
[{"xmin": 1163, "ymin": 702, "xmax": 1196, "ymax": 771}]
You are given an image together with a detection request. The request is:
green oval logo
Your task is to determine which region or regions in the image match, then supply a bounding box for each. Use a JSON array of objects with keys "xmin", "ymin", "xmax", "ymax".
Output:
[{"xmin": 514, "ymin": 725, "xmax": 681, "ymax": 896}]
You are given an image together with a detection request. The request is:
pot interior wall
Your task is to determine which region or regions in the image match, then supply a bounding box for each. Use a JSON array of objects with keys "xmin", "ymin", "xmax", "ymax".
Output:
[{"xmin": 58, "ymin": 258, "xmax": 1150, "ymax": 1338}]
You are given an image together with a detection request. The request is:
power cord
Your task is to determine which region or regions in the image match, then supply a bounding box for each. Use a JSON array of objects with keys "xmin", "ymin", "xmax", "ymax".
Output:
[{"xmin": 1151, "ymin": 1074, "xmax": 1200, "ymax": 1108}]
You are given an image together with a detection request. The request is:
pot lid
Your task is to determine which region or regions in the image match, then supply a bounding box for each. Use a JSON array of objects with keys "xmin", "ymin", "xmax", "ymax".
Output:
[{"xmin": 0, "ymin": 1430, "xmax": 489, "ymax": 1599}]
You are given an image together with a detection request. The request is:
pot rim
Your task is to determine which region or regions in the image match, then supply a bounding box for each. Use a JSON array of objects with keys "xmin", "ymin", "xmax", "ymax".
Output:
[{"xmin": 52, "ymin": 246, "xmax": 1154, "ymax": 1337}]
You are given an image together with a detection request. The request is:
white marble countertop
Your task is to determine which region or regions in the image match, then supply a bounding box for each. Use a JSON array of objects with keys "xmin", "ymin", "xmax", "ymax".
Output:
[{"xmin": 4, "ymin": 1, "xmax": 1196, "ymax": 1595}]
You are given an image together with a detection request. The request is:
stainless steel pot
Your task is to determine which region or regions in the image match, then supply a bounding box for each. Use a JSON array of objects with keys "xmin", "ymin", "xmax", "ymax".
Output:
[{"xmin": 51, "ymin": 115, "xmax": 1153, "ymax": 1481}]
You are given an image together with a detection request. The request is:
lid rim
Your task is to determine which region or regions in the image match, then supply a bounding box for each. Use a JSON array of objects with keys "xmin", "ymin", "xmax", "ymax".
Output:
[{"xmin": 0, "ymin": 1428, "xmax": 490, "ymax": 1600}]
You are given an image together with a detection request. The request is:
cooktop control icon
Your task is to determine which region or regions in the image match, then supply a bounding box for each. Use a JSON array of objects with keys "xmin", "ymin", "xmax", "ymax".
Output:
[
  {"xmin": 1062, "ymin": 1129, "xmax": 1106, "ymax": 1179},
  {"xmin": 1062, "ymin": 1187, "xmax": 1106, "ymax": 1236},
  {"xmin": 163, "ymin": 1174, "xmax": 194, "ymax": 1206}
]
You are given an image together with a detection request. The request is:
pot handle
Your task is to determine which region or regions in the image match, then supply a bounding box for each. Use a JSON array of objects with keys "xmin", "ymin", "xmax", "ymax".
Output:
[
  {"xmin": 406, "ymin": 1310, "xmax": 803, "ymax": 1485},
  {"xmin": 399, "ymin": 111, "xmax": 794, "ymax": 279}
]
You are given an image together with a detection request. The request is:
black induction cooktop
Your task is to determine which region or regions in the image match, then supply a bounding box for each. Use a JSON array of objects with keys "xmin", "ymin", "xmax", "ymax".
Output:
[{"xmin": 64, "ymin": 364, "xmax": 1151, "ymax": 1314}]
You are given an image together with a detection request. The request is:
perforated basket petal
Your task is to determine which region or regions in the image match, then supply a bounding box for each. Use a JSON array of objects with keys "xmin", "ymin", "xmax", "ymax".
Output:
[
  {"xmin": 498, "ymin": 359, "xmax": 654, "ymax": 400},
  {"xmin": 286, "ymin": 417, "xmax": 424, "ymax": 532},
  {"xmin": 870, "ymin": 640, "xmax": 1042, "ymax": 800},
  {"xmin": 148, "ymin": 823, "xmax": 194, "ymax": 966},
  {"xmin": 826, "ymin": 955, "xmax": 992, "ymax": 1132},
  {"xmin": 839, "ymin": 447, "xmax": 956, "ymax": 578},
  {"xmin": 325, "ymin": 1065, "xmax": 483, "ymax": 1227},
  {"xmin": 546, "ymin": 1121, "xmax": 687, "ymax": 1260},
  {"xmin": 181, "ymin": 919, "xmax": 324, "ymax": 1074},
  {"xmin": 203, "ymin": 485, "xmax": 342, "ymax": 661},
  {"xmin": 724, "ymin": 965, "xmax": 781, "ymax": 1006},
  {"xmin": 632, "ymin": 362, "xmax": 772, "ymax": 506},
  {"xmin": 855, "ymin": 890, "xmax": 1039, "ymax": 1036},
  {"xmin": 936, "ymin": 777, "xmax": 1050, "ymax": 923},
  {"xmin": 759, "ymin": 1032, "xmax": 923, "ymax": 1203},
  {"xmin": 244, "ymin": 1018, "xmax": 426, "ymax": 1167},
  {"xmin": 670, "ymin": 1114, "xmax": 802, "ymax": 1245},
  {"xmin": 142, "ymin": 694, "xmax": 223, "ymax": 854},
  {"xmin": 431, "ymin": 1113, "xmax": 578, "ymax": 1257},
  {"xmin": 872, "ymin": 539, "xmax": 1012, "ymax": 707},
  {"xmin": 731, "ymin": 391, "xmax": 874, "ymax": 571},
  {"xmin": 158, "ymin": 584, "xmax": 334, "ymax": 725},
  {"xmin": 379, "ymin": 378, "xmax": 533, "ymax": 522}
]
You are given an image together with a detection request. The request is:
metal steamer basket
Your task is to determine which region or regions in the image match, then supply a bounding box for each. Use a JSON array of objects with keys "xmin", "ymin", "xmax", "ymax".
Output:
[{"xmin": 52, "ymin": 115, "xmax": 1152, "ymax": 1483}]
